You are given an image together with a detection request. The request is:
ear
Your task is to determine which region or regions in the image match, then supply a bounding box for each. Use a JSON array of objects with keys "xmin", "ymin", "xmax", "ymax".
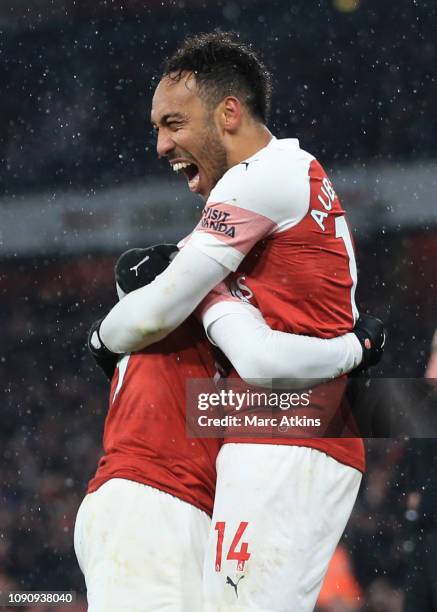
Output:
[{"xmin": 217, "ymin": 96, "xmax": 242, "ymax": 133}]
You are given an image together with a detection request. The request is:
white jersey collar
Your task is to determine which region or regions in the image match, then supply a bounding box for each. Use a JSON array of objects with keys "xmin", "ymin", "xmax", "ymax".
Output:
[{"xmin": 243, "ymin": 136, "xmax": 300, "ymax": 164}]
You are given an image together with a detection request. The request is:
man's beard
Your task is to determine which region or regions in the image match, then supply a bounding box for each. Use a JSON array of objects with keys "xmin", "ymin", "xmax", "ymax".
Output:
[{"xmin": 199, "ymin": 122, "xmax": 229, "ymax": 193}]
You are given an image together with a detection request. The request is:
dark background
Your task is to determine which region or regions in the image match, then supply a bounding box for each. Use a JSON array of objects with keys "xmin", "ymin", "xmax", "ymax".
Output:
[{"xmin": 1, "ymin": 1, "xmax": 436, "ymax": 610}]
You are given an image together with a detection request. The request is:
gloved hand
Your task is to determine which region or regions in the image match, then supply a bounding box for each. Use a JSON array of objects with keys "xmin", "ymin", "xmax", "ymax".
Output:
[
  {"xmin": 87, "ymin": 318, "xmax": 119, "ymax": 381},
  {"xmin": 353, "ymin": 314, "xmax": 386, "ymax": 370}
]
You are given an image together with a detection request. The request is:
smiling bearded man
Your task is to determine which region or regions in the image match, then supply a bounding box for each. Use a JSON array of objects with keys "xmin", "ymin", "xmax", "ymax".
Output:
[
  {"xmin": 152, "ymin": 73, "xmax": 229, "ymax": 196},
  {"xmin": 91, "ymin": 32, "xmax": 385, "ymax": 611}
]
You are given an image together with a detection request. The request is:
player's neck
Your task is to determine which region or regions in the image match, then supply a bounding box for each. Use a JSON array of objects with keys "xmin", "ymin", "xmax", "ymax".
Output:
[{"xmin": 227, "ymin": 124, "xmax": 273, "ymax": 168}]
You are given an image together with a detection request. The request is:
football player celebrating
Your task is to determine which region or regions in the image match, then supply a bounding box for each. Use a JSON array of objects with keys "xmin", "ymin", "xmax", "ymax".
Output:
[
  {"xmin": 86, "ymin": 32, "xmax": 385, "ymax": 610},
  {"xmin": 79, "ymin": 245, "xmax": 383, "ymax": 611}
]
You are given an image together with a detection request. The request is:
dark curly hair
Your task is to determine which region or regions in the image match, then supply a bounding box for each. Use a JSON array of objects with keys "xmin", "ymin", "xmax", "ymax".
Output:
[{"xmin": 162, "ymin": 32, "xmax": 272, "ymax": 124}]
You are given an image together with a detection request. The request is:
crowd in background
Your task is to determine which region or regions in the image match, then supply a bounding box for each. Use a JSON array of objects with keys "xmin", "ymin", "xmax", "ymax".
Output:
[{"xmin": 1, "ymin": 0, "xmax": 436, "ymax": 197}]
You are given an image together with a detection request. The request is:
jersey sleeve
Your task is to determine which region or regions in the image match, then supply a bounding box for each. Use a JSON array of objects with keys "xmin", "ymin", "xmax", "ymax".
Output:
[
  {"xmin": 200, "ymin": 288, "xmax": 363, "ymax": 384},
  {"xmin": 198, "ymin": 273, "xmax": 363, "ymax": 384},
  {"xmin": 180, "ymin": 143, "xmax": 312, "ymax": 271},
  {"xmin": 197, "ymin": 280, "xmax": 261, "ymax": 345}
]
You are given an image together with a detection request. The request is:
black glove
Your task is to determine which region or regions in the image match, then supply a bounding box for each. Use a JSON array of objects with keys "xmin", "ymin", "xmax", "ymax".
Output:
[
  {"xmin": 353, "ymin": 314, "xmax": 386, "ymax": 370},
  {"xmin": 87, "ymin": 318, "xmax": 119, "ymax": 381},
  {"xmin": 115, "ymin": 244, "xmax": 178, "ymax": 296}
]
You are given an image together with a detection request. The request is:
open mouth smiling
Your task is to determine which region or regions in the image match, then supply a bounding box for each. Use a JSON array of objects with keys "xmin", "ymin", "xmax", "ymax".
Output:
[{"xmin": 171, "ymin": 160, "xmax": 200, "ymax": 192}]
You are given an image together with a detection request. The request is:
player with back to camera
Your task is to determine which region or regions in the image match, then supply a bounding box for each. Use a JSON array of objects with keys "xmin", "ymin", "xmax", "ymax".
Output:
[
  {"xmin": 88, "ymin": 32, "xmax": 385, "ymax": 610},
  {"xmin": 78, "ymin": 244, "xmax": 382, "ymax": 612}
]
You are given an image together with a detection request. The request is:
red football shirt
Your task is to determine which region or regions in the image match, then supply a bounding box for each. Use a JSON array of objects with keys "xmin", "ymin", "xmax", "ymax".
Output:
[
  {"xmin": 87, "ymin": 318, "xmax": 221, "ymax": 516},
  {"xmin": 188, "ymin": 138, "xmax": 364, "ymax": 472}
]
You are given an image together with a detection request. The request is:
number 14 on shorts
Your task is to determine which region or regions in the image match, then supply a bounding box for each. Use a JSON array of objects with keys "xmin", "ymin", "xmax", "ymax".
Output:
[{"xmin": 214, "ymin": 521, "xmax": 251, "ymax": 572}]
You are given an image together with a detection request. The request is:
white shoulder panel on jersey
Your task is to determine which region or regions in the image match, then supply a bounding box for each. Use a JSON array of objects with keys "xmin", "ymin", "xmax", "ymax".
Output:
[{"xmin": 208, "ymin": 137, "xmax": 315, "ymax": 233}]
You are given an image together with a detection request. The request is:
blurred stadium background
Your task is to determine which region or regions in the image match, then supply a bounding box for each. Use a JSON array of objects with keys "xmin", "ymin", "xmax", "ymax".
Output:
[{"xmin": 1, "ymin": 1, "xmax": 436, "ymax": 610}]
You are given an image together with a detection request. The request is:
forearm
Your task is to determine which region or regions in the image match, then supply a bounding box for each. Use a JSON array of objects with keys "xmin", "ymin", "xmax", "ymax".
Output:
[
  {"xmin": 100, "ymin": 245, "xmax": 228, "ymax": 353},
  {"xmin": 100, "ymin": 286, "xmax": 171, "ymax": 353},
  {"xmin": 208, "ymin": 310, "xmax": 362, "ymax": 387}
]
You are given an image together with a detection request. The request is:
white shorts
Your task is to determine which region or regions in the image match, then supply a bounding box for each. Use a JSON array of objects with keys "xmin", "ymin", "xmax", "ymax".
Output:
[
  {"xmin": 74, "ymin": 478, "xmax": 211, "ymax": 612},
  {"xmin": 203, "ymin": 444, "xmax": 362, "ymax": 612}
]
